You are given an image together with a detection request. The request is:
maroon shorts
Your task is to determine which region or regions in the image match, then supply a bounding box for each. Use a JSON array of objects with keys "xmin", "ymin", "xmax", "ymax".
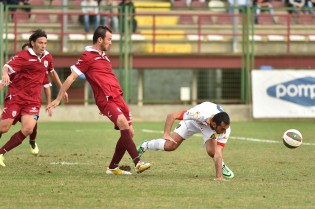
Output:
[
  {"xmin": 1, "ymin": 100, "xmax": 40, "ymax": 123},
  {"xmin": 100, "ymin": 95, "xmax": 132, "ymax": 129}
]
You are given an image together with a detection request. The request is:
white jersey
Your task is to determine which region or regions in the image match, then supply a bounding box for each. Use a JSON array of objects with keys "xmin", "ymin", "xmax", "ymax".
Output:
[{"xmin": 174, "ymin": 102, "xmax": 231, "ymax": 146}]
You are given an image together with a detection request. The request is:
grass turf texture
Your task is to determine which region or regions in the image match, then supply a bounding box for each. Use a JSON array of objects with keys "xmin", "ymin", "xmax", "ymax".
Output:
[{"xmin": 0, "ymin": 121, "xmax": 314, "ymax": 209}]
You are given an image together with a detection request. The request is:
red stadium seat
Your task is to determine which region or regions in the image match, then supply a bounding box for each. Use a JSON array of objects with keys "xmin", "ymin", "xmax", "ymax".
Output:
[
  {"xmin": 277, "ymin": 15, "xmax": 290, "ymax": 25},
  {"xmin": 178, "ymin": 15, "xmax": 194, "ymax": 24},
  {"xmin": 191, "ymin": 1, "xmax": 207, "ymax": 9},
  {"xmin": 30, "ymin": 0, "xmax": 45, "ymax": 5},
  {"xmin": 258, "ymin": 14, "xmax": 275, "ymax": 25},
  {"xmin": 71, "ymin": 0, "xmax": 82, "ymax": 7},
  {"xmin": 14, "ymin": 11, "xmax": 30, "ymax": 23},
  {"xmin": 51, "ymin": 0, "xmax": 62, "ymax": 6},
  {"xmin": 34, "ymin": 13, "xmax": 51, "ymax": 23},
  {"xmin": 216, "ymin": 14, "xmax": 233, "ymax": 25},
  {"xmin": 172, "ymin": 0, "xmax": 187, "ymax": 10},
  {"xmin": 198, "ymin": 15, "xmax": 213, "ymax": 25},
  {"xmin": 297, "ymin": 15, "xmax": 314, "ymax": 25}
]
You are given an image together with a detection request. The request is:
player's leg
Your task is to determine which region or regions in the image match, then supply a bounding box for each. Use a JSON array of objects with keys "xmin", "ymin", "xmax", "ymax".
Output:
[
  {"xmin": 0, "ymin": 118, "xmax": 15, "ymax": 137},
  {"xmin": 138, "ymin": 132, "xmax": 184, "ymax": 156},
  {"xmin": 137, "ymin": 120, "xmax": 193, "ymax": 157},
  {"xmin": 104, "ymin": 98, "xmax": 150, "ymax": 174},
  {"xmin": 0, "ymin": 101, "xmax": 21, "ymax": 166},
  {"xmin": 0, "ymin": 118, "xmax": 15, "ymax": 167},
  {"xmin": 0, "ymin": 115, "xmax": 36, "ymax": 167},
  {"xmin": 29, "ymin": 123, "xmax": 39, "ymax": 155}
]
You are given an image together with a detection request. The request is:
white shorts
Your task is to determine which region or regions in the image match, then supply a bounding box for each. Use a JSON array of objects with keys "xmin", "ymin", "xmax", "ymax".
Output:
[{"xmin": 174, "ymin": 120, "xmax": 216, "ymax": 143}]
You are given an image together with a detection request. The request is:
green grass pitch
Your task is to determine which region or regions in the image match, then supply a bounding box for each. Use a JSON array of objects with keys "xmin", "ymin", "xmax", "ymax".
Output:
[{"xmin": 1, "ymin": 121, "xmax": 314, "ymax": 209}]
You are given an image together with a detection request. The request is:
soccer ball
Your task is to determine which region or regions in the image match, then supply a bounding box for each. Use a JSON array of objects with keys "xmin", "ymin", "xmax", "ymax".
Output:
[{"xmin": 282, "ymin": 129, "xmax": 302, "ymax": 148}]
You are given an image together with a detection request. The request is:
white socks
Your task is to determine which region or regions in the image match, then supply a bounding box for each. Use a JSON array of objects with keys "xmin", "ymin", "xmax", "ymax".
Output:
[{"xmin": 142, "ymin": 139, "xmax": 166, "ymax": 151}]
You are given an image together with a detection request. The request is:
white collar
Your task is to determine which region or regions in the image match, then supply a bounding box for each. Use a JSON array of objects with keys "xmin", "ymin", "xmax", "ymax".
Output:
[{"xmin": 28, "ymin": 48, "xmax": 49, "ymax": 58}]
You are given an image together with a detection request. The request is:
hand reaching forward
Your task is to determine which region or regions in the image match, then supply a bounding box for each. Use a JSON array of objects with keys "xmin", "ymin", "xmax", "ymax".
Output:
[{"xmin": 46, "ymin": 99, "xmax": 61, "ymax": 115}]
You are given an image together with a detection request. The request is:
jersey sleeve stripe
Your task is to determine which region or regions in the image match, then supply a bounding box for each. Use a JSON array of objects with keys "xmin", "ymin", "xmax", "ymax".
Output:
[
  {"xmin": 43, "ymin": 83, "xmax": 52, "ymax": 88},
  {"xmin": 70, "ymin": 65, "xmax": 83, "ymax": 76},
  {"xmin": 4, "ymin": 64, "xmax": 15, "ymax": 74},
  {"xmin": 178, "ymin": 110, "xmax": 187, "ymax": 120}
]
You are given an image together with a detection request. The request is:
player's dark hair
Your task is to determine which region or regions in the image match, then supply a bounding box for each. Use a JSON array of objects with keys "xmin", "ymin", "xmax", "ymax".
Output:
[
  {"xmin": 21, "ymin": 43, "xmax": 29, "ymax": 50},
  {"xmin": 212, "ymin": 112, "xmax": 230, "ymax": 126},
  {"xmin": 28, "ymin": 29, "xmax": 47, "ymax": 48},
  {"xmin": 93, "ymin": 26, "xmax": 112, "ymax": 44}
]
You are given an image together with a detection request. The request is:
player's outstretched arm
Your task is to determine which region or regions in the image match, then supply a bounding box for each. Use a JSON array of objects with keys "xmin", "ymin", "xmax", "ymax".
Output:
[
  {"xmin": 213, "ymin": 145, "xmax": 228, "ymax": 181},
  {"xmin": 0, "ymin": 82, "xmax": 5, "ymax": 91},
  {"xmin": 44, "ymin": 87, "xmax": 52, "ymax": 116},
  {"xmin": 49, "ymin": 70, "xmax": 69, "ymax": 103},
  {"xmin": 163, "ymin": 112, "xmax": 182, "ymax": 144},
  {"xmin": 1, "ymin": 66, "xmax": 11, "ymax": 86},
  {"xmin": 46, "ymin": 71, "xmax": 78, "ymax": 113}
]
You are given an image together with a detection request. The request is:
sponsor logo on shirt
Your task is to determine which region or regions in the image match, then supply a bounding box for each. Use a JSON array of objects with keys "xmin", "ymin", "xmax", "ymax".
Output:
[
  {"xmin": 28, "ymin": 59, "xmax": 37, "ymax": 62},
  {"xmin": 30, "ymin": 107, "xmax": 38, "ymax": 113},
  {"xmin": 185, "ymin": 111, "xmax": 199, "ymax": 119}
]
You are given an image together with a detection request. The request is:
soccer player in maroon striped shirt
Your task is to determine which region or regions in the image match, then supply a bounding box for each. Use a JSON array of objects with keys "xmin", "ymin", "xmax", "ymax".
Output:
[{"xmin": 47, "ymin": 26, "xmax": 151, "ymax": 175}]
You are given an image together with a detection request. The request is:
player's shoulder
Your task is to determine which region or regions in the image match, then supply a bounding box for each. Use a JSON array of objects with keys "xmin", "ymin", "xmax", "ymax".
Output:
[
  {"xmin": 9, "ymin": 50, "xmax": 31, "ymax": 62},
  {"xmin": 15, "ymin": 50, "xmax": 30, "ymax": 58},
  {"xmin": 80, "ymin": 50, "xmax": 97, "ymax": 60}
]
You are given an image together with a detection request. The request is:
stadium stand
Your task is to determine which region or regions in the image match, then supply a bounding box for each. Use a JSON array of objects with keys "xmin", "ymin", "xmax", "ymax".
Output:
[
  {"xmin": 3, "ymin": 0, "xmax": 315, "ymax": 56},
  {"xmin": 258, "ymin": 14, "xmax": 275, "ymax": 25},
  {"xmin": 30, "ymin": 0, "xmax": 45, "ymax": 5}
]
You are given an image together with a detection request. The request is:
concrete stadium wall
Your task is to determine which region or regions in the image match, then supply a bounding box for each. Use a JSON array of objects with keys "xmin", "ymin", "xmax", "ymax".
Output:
[{"xmin": 39, "ymin": 104, "xmax": 251, "ymax": 122}]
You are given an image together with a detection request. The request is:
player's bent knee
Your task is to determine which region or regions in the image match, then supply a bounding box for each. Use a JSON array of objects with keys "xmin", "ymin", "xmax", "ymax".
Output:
[
  {"xmin": 165, "ymin": 142, "xmax": 178, "ymax": 151},
  {"xmin": 0, "ymin": 126, "xmax": 10, "ymax": 134},
  {"xmin": 207, "ymin": 151, "xmax": 215, "ymax": 158},
  {"xmin": 21, "ymin": 127, "xmax": 34, "ymax": 136},
  {"xmin": 116, "ymin": 116, "xmax": 129, "ymax": 130}
]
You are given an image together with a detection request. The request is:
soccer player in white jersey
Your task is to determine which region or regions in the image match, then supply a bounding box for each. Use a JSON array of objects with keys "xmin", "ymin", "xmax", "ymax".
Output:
[{"xmin": 137, "ymin": 102, "xmax": 234, "ymax": 181}]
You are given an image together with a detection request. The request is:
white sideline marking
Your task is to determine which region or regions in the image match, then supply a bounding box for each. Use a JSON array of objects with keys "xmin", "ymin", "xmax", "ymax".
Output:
[
  {"xmin": 141, "ymin": 129, "xmax": 315, "ymax": 146},
  {"xmin": 50, "ymin": 162, "xmax": 79, "ymax": 165}
]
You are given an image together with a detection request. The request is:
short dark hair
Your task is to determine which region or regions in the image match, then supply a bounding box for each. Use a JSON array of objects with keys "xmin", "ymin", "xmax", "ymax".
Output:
[
  {"xmin": 93, "ymin": 26, "xmax": 112, "ymax": 44},
  {"xmin": 28, "ymin": 29, "xmax": 47, "ymax": 48},
  {"xmin": 21, "ymin": 43, "xmax": 29, "ymax": 50},
  {"xmin": 212, "ymin": 112, "xmax": 230, "ymax": 126}
]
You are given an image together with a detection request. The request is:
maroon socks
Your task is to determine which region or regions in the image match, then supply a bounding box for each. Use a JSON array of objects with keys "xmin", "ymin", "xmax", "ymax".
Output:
[
  {"xmin": 108, "ymin": 129, "xmax": 140, "ymax": 169},
  {"xmin": 0, "ymin": 131, "xmax": 26, "ymax": 154}
]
